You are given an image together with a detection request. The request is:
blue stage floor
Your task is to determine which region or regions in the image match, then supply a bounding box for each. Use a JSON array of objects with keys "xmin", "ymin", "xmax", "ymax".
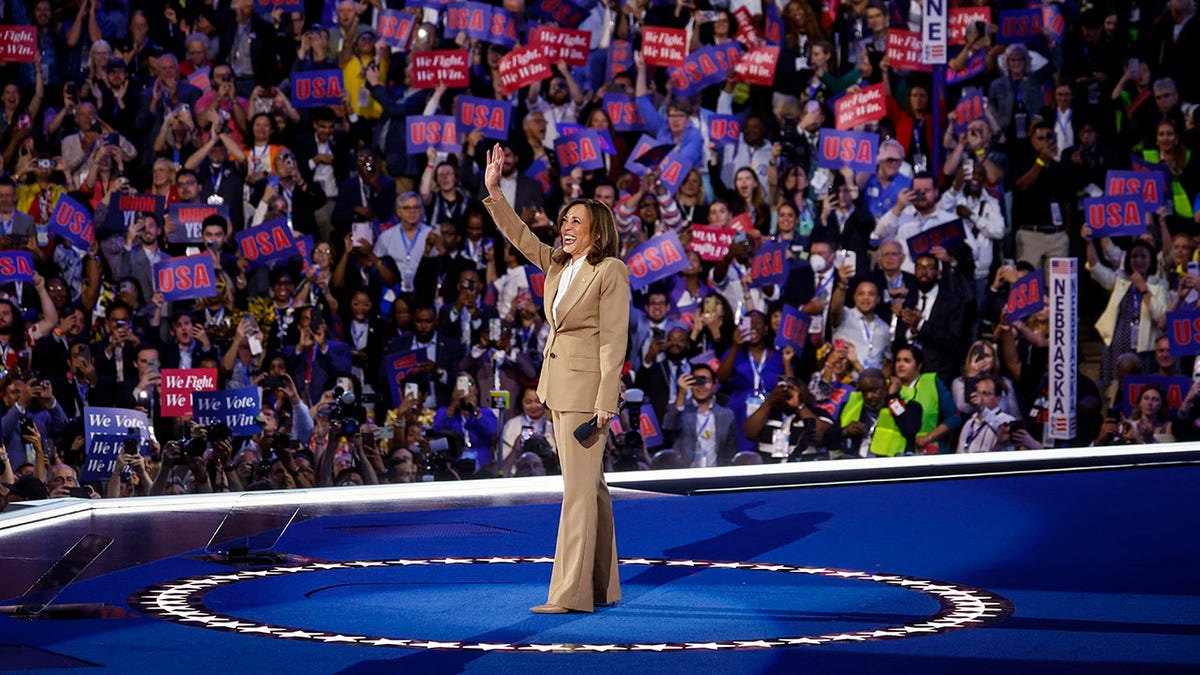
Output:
[{"xmin": 2, "ymin": 464, "xmax": 1198, "ymax": 674}]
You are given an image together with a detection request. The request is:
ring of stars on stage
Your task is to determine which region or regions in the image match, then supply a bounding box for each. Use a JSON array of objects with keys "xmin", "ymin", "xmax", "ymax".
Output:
[{"xmin": 129, "ymin": 556, "xmax": 1015, "ymax": 652}]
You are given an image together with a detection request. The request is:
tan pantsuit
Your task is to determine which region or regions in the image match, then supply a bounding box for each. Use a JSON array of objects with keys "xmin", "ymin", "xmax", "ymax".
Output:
[{"xmin": 484, "ymin": 195, "xmax": 629, "ymax": 612}]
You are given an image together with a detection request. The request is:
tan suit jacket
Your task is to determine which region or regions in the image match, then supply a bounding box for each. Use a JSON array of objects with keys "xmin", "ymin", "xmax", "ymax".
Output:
[{"xmin": 484, "ymin": 195, "xmax": 630, "ymax": 413}]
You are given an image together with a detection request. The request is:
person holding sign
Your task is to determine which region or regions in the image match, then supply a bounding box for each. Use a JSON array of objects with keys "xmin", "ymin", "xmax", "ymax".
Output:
[
  {"xmin": 482, "ymin": 144, "xmax": 629, "ymax": 615},
  {"xmin": 1085, "ymin": 237, "xmax": 1169, "ymax": 389}
]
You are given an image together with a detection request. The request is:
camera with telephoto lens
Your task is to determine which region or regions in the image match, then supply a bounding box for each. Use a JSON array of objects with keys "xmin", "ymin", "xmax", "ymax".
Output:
[
  {"xmin": 329, "ymin": 386, "xmax": 365, "ymax": 436},
  {"xmin": 611, "ymin": 389, "xmax": 647, "ymax": 471},
  {"xmin": 778, "ymin": 117, "xmax": 804, "ymax": 168}
]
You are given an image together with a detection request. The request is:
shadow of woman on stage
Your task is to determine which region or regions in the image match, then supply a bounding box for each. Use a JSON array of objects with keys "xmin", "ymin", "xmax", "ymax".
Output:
[{"xmin": 617, "ymin": 501, "xmax": 833, "ymax": 603}]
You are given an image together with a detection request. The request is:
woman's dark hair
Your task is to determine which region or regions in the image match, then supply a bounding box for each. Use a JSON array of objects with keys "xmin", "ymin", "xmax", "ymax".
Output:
[
  {"xmin": 553, "ymin": 198, "xmax": 621, "ymax": 265},
  {"xmin": 1132, "ymin": 383, "xmax": 1169, "ymax": 424},
  {"xmin": 897, "ymin": 344, "xmax": 925, "ymax": 368},
  {"xmin": 1122, "ymin": 240, "xmax": 1159, "ymax": 277}
]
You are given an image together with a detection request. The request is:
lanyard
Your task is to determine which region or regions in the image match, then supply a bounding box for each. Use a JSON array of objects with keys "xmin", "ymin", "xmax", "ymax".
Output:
[
  {"xmin": 696, "ymin": 411, "xmax": 712, "ymax": 440},
  {"xmin": 399, "ymin": 227, "xmax": 420, "ymax": 261},
  {"xmin": 1131, "ymin": 287, "xmax": 1142, "ymax": 323},
  {"xmin": 1056, "ymin": 110, "xmax": 1072, "ymax": 140},
  {"xmin": 963, "ymin": 418, "xmax": 986, "ymax": 449},
  {"xmin": 211, "ymin": 166, "xmax": 224, "ymax": 193},
  {"xmin": 351, "ymin": 321, "xmax": 368, "ymax": 348},
  {"xmin": 524, "ymin": 415, "xmax": 546, "ymax": 436},
  {"xmin": 815, "ymin": 272, "xmax": 835, "ymax": 298},
  {"xmin": 749, "ymin": 348, "xmax": 767, "ymax": 393},
  {"xmin": 251, "ymin": 145, "xmax": 269, "ymax": 171},
  {"xmin": 862, "ymin": 315, "xmax": 873, "ymax": 344}
]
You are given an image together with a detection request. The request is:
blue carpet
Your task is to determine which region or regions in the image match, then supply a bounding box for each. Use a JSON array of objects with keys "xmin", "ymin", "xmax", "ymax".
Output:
[{"xmin": 2, "ymin": 466, "xmax": 1197, "ymax": 674}]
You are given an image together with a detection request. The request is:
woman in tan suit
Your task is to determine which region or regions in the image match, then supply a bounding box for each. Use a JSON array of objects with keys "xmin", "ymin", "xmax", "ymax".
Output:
[{"xmin": 482, "ymin": 145, "xmax": 630, "ymax": 614}]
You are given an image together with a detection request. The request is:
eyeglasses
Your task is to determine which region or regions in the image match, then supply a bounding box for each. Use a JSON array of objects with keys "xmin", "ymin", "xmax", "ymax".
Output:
[
  {"xmin": 177, "ymin": 179, "xmax": 198, "ymax": 187},
  {"xmin": 315, "ymin": 247, "xmax": 333, "ymax": 255},
  {"xmin": 399, "ymin": 205, "xmax": 421, "ymax": 210},
  {"xmin": 882, "ymin": 157, "xmax": 902, "ymax": 164},
  {"xmin": 692, "ymin": 376, "xmax": 712, "ymax": 386},
  {"xmin": 915, "ymin": 262, "xmax": 940, "ymax": 271}
]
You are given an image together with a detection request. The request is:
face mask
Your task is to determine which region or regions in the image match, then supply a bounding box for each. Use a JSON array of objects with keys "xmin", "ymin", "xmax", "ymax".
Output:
[{"xmin": 811, "ymin": 255, "xmax": 830, "ymax": 273}]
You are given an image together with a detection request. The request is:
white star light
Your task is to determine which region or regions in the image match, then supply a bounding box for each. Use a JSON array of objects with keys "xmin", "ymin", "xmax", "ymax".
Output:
[
  {"xmin": 318, "ymin": 634, "xmax": 366, "ymax": 643},
  {"xmin": 464, "ymin": 643, "xmax": 515, "ymax": 651},
  {"xmin": 518, "ymin": 643, "xmax": 571, "ymax": 652},
  {"xmin": 364, "ymin": 638, "xmax": 411, "ymax": 647},
  {"xmin": 629, "ymin": 644, "xmax": 682, "ymax": 652}
]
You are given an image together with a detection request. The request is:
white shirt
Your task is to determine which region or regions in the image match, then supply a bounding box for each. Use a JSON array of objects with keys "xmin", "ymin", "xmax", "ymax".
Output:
[
  {"xmin": 872, "ymin": 201, "xmax": 960, "ymax": 273},
  {"xmin": 833, "ymin": 308, "xmax": 891, "ymax": 370},
  {"xmin": 375, "ymin": 223, "xmax": 430, "ymax": 292},
  {"xmin": 908, "ymin": 284, "xmax": 940, "ymax": 340},
  {"xmin": 552, "ymin": 255, "xmax": 586, "ymax": 325}
]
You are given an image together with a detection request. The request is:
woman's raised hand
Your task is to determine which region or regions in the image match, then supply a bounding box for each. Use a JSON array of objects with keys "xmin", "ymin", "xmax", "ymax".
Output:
[{"xmin": 484, "ymin": 144, "xmax": 505, "ymax": 200}]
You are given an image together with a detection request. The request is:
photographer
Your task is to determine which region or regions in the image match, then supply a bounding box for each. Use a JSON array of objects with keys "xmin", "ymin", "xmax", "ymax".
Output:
[
  {"xmin": 1, "ymin": 376, "xmax": 68, "ymax": 472},
  {"xmin": 662, "ymin": 365, "xmax": 737, "ymax": 468},
  {"xmin": 956, "ymin": 375, "xmax": 1016, "ymax": 453},
  {"xmin": 105, "ymin": 435, "xmax": 153, "ymax": 498},
  {"xmin": 743, "ymin": 376, "xmax": 833, "ymax": 462},
  {"xmin": 248, "ymin": 147, "xmax": 327, "ymax": 238},
  {"xmin": 432, "ymin": 373, "xmax": 498, "ymax": 477}
]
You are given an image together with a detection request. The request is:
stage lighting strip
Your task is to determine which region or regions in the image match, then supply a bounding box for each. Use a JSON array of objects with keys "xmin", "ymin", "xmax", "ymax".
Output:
[{"xmin": 129, "ymin": 557, "xmax": 1015, "ymax": 652}]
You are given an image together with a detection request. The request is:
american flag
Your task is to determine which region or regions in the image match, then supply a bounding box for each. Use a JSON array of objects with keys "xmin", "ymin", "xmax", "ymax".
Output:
[
  {"xmin": 1051, "ymin": 417, "xmax": 1073, "ymax": 435},
  {"xmin": 1050, "ymin": 259, "xmax": 1075, "ymax": 275}
]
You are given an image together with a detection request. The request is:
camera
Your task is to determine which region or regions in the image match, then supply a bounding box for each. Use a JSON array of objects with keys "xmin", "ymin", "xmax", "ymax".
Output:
[
  {"xmin": 35, "ymin": 158, "xmax": 54, "ymax": 170},
  {"xmin": 612, "ymin": 389, "xmax": 647, "ymax": 471},
  {"xmin": 122, "ymin": 427, "xmax": 140, "ymax": 455},
  {"xmin": 778, "ymin": 117, "xmax": 804, "ymax": 168},
  {"xmin": 329, "ymin": 385, "xmax": 364, "ymax": 435}
]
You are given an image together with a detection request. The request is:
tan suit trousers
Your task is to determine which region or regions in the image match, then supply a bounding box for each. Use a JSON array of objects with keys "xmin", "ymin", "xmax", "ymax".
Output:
[{"xmin": 546, "ymin": 409, "xmax": 621, "ymax": 612}]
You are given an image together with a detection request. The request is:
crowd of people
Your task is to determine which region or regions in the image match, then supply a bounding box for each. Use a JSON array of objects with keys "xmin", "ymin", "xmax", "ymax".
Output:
[{"xmin": 0, "ymin": 0, "xmax": 1197, "ymax": 506}]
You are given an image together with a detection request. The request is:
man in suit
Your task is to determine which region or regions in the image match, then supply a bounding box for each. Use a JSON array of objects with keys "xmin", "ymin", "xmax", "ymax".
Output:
[
  {"xmin": 286, "ymin": 307, "xmax": 353, "ymax": 404},
  {"xmin": 292, "ymin": 108, "xmax": 351, "ymax": 241},
  {"xmin": 437, "ymin": 269, "xmax": 499, "ymax": 348},
  {"xmin": 464, "ymin": 143, "xmax": 545, "ymax": 214},
  {"xmin": 0, "ymin": 177, "xmax": 36, "ymax": 250},
  {"xmin": 414, "ymin": 221, "xmax": 477, "ymax": 307},
  {"xmin": 662, "ymin": 364, "xmax": 738, "ymax": 467},
  {"xmin": 158, "ymin": 312, "xmax": 218, "ymax": 370},
  {"xmin": 54, "ymin": 343, "xmax": 138, "ymax": 421},
  {"xmin": 92, "ymin": 302, "xmax": 142, "ymax": 386},
  {"xmin": 380, "ymin": 304, "xmax": 462, "ymax": 409},
  {"xmin": 483, "ymin": 144, "xmax": 628, "ymax": 614},
  {"xmin": 894, "ymin": 252, "xmax": 969, "ymax": 386},
  {"xmin": 190, "ymin": 136, "xmax": 247, "ymax": 231},
  {"xmin": 858, "ymin": 240, "xmax": 918, "ymax": 329},
  {"xmin": 332, "ymin": 147, "xmax": 397, "ymax": 237},
  {"xmin": 634, "ymin": 325, "xmax": 693, "ymax": 427},
  {"xmin": 810, "ymin": 172, "xmax": 875, "ymax": 267},
  {"xmin": 134, "ymin": 54, "xmax": 202, "ymax": 176},
  {"xmin": 116, "ymin": 212, "xmax": 166, "ymax": 304},
  {"xmin": 219, "ymin": 0, "xmax": 278, "ymax": 95},
  {"xmin": 248, "ymin": 147, "xmax": 327, "ymax": 238}
]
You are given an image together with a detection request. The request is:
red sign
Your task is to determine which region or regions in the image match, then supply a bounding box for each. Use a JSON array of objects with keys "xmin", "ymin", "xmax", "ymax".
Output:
[
  {"xmin": 730, "ymin": 213, "xmax": 754, "ymax": 233},
  {"xmin": 0, "ymin": 26, "xmax": 36, "ymax": 63},
  {"xmin": 733, "ymin": 46, "xmax": 779, "ymax": 86},
  {"xmin": 689, "ymin": 226, "xmax": 736, "ymax": 261},
  {"xmin": 498, "ymin": 46, "xmax": 553, "ymax": 96},
  {"xmin": 886, "ymin": 30, "xmax": 931, "ymax": 72},
  {"xmin": 531, "ymin": 26, "xmax": 591, "ymax": 67},
  {"xmin": 161, "ymin": 368, "xmax": 218, "ymax": 417},
  {"xmin": 949, "ymin": 7, "xmax": 991, "ymax": 45},
  {"xmin": 642, "ymin": 27, "xmax": 688, "ymax": 68},
  {"xmin": 834, "ymin": 83, "xmax": 887, "ymax": 130},
  {"xmin": 733, "ymin": 6, "xmax": 763, "ymax": 47},
  {"xmin": 411, "ymin": 50, "xmax": 469, "ymax": 90}
]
